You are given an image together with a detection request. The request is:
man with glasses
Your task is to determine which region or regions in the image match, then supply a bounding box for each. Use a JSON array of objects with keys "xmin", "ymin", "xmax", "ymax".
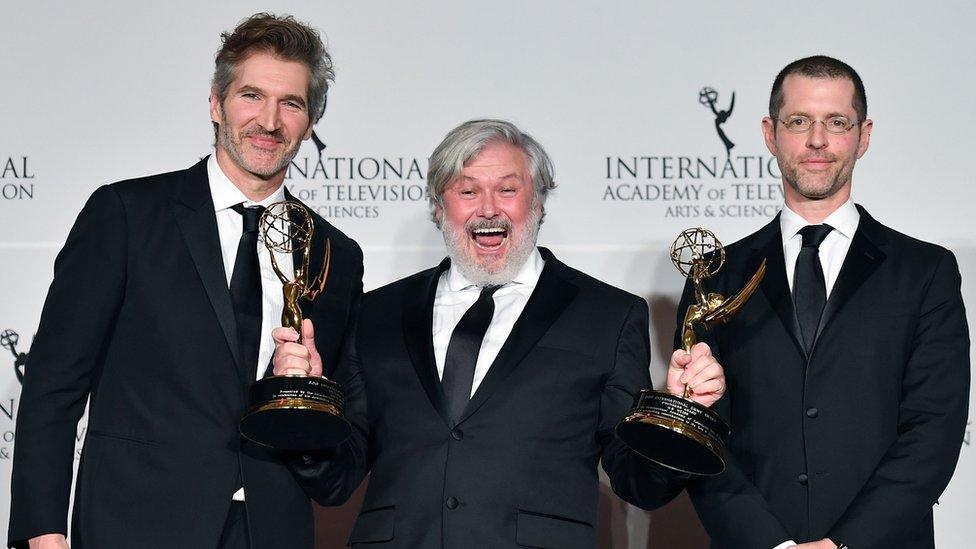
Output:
[{"xmin": 681, "ymin": 55, "xmax": 969, "ymax": 548}]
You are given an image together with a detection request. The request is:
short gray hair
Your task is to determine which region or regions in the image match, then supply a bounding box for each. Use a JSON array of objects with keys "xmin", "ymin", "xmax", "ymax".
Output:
[{"xmin": 427, "ymin": 119, "xmax": 556, "ymax": 221}]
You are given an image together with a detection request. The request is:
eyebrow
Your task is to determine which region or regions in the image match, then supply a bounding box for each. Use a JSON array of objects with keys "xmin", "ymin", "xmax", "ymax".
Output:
[
  {"xmin": 460, "ymin": 173, "xmax": 523, "ymax": 182},
  {"xmin": 787, "ymin": 110, "xmax": 853, "ymax": 118},
  {"xmin": 237, "ymin": 85, "xmax": 307, "ymax": 108}
]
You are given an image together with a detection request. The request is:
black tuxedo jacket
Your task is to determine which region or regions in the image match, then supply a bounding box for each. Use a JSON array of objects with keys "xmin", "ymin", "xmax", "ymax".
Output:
[
  {"xmin": 8, "ymin": 159, "xmax": 363, "ymax": 549},
  {"xmin": 683, "ymin": 207, "xmax": 969, "ymax": 548},
  {"xmin": 293, "ymin": 248, "xmax": 687, "ymax": 548}
]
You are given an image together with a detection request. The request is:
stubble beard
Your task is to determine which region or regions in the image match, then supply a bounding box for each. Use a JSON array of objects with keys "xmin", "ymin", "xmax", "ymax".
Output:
[
  {"xmin": 218, "ymin": 113, "xmax": 301, "ymax": 179},
  {"xmin": 779, "ymin": 155, "xmax": 854, "ymax": 201}
]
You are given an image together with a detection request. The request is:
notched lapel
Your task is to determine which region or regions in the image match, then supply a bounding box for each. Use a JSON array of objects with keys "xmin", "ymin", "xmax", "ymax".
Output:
[
  {"xmin": 171, "ymin": 165, "xmax": 244, "ymax": 375},
  {"xmin": 459, "ymin": 258, "xmax": 579, "ymax": 424},
  {"xmin": 402, "ymin": 260, "xmax": 451, "ymax": 426},
  {"xmin": 814, "ymin": 224, "xmax": 885, "ymax": 346},
  {"xmin": 757, "ymin": 229, "xmax": 806, "ymax": 357}
]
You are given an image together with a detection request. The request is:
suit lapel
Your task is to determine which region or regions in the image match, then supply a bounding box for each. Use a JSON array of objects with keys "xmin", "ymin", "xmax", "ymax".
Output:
[
  {"xmin": 754, "ymin": 216, "xmax": 806, "ymax": 357},
  {"xmin": 459, "ymin": 249, "xmax": 579, "ymax": 424},
  {"xmin": 171, "ymin": 159, "xmax": 244, "ymax": 375},
  {"xmin": 814, "ymin": 206, "xmax": 886, "ymax": 347},
  {"xmin": 403, "ymin": 259, "xmax": 452, "ymax": 426}
]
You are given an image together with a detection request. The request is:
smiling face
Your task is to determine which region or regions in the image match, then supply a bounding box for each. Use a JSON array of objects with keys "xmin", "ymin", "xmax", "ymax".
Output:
[
  {"xmin": 435, "ymin": 141, "xmax": 543, "ymax": 285},
  {"xmin": 762, "ymin": 74, "xmax": 872, "ymax": 215},
  {"xmin": 210, "ymin": 51, "xmax": 314, "ymax": 193}
]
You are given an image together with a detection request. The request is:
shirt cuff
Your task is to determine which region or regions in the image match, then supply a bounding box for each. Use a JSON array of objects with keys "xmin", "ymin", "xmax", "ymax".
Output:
[{"xmin": 772, "ymin": 542, "xmax": 796, "ymax": 549}]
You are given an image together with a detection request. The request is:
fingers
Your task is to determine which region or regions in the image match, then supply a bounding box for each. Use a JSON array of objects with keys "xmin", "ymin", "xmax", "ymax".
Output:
[
  {"xmin": 272, "ymin": 324, "xmax": 312, "ymax": 376},
  {"xmin": 271, "ymin": 320, "xmax": 323, "ymax": 377},
  {"xmin": 272, "ymin": 326, "xmax": 300, "ymax": 345},
  {"xmin": 669, "ymin": 348, "xmax": 693, "ymax": 369}
]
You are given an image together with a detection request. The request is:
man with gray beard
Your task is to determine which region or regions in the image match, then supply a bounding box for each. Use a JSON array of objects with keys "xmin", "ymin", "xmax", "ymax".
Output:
[{"xmin": 277, "ymin": 119, "xmax": 727, "ymax": 547}]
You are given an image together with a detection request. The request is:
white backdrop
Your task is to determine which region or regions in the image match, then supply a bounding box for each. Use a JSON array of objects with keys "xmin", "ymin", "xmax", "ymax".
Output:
[{"xmin": 2, "ymin": 1, "xmax": 974, "ymax": 547}]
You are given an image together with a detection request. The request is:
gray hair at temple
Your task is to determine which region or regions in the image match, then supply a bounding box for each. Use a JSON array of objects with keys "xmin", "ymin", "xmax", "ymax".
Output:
[
  {"xmin": 212, "ymin": 13, "xmax": 334, "ymax": 125},
  {"xmin": 427, "ymin": 119, "xmax": 557, "ymax": 226}
]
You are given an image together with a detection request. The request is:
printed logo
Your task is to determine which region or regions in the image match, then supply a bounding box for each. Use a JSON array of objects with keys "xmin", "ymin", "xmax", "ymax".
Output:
[
  {"xmin": 284, "ymin": 125, "xmax": 428, "ymax": 220},
  {"xmin": 1, "ymin": 156, "xmax": 35, "ymax": 200},
  {"xmin": 1, "ymin": 329, "xmax": 26, "ymax": 384},
  {"xmin": 699, "ymin": 87, "xmax": 735, "ymax": 159},
  {"xmin": 602, "ymin": 85, "xmax": 783, "ymax": 219}
]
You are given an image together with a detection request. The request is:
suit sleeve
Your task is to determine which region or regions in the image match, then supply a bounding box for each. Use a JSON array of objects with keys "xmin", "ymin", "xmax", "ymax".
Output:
[
  {"xmin": 827, "ymin": 250, "xmax": 970, "ymax": 547},
  {"xmin": 678, "ymin": 278, "xmax": 794, "ymax": 548},
  {"xmin": 599, "ymin": 298, "xmax": 690, "ymax": 510},
  {"xmin": 8, "ymin": 185, "xmax": 128, "ymax": 547},
  {"xmin": 287, "ymin": 243, "xmax": 370, "ymax": 505}
]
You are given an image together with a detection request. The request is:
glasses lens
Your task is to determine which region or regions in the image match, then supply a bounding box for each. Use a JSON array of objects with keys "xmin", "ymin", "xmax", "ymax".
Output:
[
  {"xmin": 825, "ymin": 116, "xmax": 853, "ymax": 134},
  {"xmin": 784, "ymin": 116, "xmax": 811, "ymax": 132}
]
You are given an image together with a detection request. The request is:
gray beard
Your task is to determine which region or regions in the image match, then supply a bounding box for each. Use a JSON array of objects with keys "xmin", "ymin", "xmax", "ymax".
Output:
[{"xmin": 441, "ymin": 209, "xmax": 541, "ymax": 287}]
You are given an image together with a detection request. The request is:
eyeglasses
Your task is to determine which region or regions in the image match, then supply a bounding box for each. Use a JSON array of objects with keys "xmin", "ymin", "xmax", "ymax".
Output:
[{"xmin": 776, "ymin": 115, "xmax": 860, "ymax": 134}]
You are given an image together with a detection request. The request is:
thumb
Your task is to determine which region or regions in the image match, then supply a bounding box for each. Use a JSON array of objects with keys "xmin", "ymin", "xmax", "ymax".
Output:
[
  {"xmin": 690, "ymin": 341, "xmax": 712, "ymax": 361},
  {"xmin": 302, "ymin": 319, "xmax": 323, "ymax": 377},
  {"xmin": 670, "ymin": 348, "xmax": 692, "ymax": 369}
]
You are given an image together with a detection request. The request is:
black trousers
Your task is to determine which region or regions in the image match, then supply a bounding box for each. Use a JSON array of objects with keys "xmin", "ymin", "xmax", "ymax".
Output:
[{"xmin": 217, "ymin": 501, "xmax": 250, "ymax": 549}]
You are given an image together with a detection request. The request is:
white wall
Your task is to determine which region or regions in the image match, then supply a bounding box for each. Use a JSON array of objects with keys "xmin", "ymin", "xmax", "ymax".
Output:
[{"xmin": 2, "ymin": 1, "xmax": 973, "ymax": 546}]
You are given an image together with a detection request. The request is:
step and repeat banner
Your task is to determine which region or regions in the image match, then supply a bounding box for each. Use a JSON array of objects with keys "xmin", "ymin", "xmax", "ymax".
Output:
[{"xmin": 2, "ymin": 1, "xmax": 974, "ymax": 547}]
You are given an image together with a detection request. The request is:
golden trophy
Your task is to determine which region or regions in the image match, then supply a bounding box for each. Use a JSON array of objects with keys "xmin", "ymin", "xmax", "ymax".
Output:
[
  {"xmin": 616, "ymin": 228, "xmax": 766, "ymax": 475},
  {"xmin": 238, "ymin": 200, "xmax": 351, "ymax": 451}
]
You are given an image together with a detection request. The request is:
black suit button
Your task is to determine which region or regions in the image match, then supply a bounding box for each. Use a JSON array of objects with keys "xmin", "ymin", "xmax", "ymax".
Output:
[
  {"xmin": 446, "ymin": 496, "xmax": 459, "ymax": 509},
  {"xmin": 798, "ymin": 473, "xmax": 809, "ymax": 485},
  {"xmin": 451, "ymin": 428, "xmax": 464, "ymax": 440},
  {"xmin": 806, "ymin": 407, "xmax": 819, "ymax": 418}
]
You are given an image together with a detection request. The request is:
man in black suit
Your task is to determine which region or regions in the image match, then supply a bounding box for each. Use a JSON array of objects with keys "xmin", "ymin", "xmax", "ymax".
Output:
[
  {"xmin": 276, "ymin": 118, "xmax": 727, "ymax": 547},
  {"xmin": 8, "ymin": 14, "xmax": 363, "ymax": 549},
  {"xmin": 684, "ymin": 56, "xmax": 970, "ymax": 549}
]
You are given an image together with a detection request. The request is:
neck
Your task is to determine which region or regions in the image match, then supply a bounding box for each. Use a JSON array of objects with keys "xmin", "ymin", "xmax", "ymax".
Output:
[
  {"xmin": 214, "ymin": 148, "xmax": 284, "ymax": 202},
  {"xmin": 784, "ymin": 187, "xmax": 850, "ymax": 224}
]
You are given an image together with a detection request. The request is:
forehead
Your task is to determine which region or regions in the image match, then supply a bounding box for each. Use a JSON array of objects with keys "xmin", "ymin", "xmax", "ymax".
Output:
[
  {"xmin": 779, "ymin": 74, "xmax": 857, "ymax": 116},
  {"xmin": 230, "ymin": 51, "xmax": 311, "ymax": 98},
  {"xmin": 459, "ymin": 142, "xmax": 531, "ymax": 181}
]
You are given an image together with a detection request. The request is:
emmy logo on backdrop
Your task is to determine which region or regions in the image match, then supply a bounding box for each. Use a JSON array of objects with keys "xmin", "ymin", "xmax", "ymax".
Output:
[
  {"xmin": 1, "ymin": 329, "xmax": 27, "ymax": 385},
  {"xmin": 238, "ymin": 201, "xmax": 351, "ymax": 451},
  {"xmin": 699, "ymin": 87, "xmax": 736, "ymax": 159},
  {"xmin": 616, "ymin": 228, "xmax": 766, "ymax": 475}
]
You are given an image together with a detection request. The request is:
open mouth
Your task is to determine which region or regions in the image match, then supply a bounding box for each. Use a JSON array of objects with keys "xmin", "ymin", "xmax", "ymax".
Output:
[{"xmin": 471, "ymin": 226, "xmax": 508, "ymax": 249}]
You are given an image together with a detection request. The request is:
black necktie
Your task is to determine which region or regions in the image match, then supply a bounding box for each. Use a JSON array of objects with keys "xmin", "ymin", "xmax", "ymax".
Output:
[
  {"xmin": 230, "ymin": 204, "xmax": 265, "ymax": 383},
  {"xmin": 442, "ymin": 285, "xmax": 501, "ymax": 425},
  {"xmin": 793, "ymin": 224, "xmax": 833, "ymax": 354}
]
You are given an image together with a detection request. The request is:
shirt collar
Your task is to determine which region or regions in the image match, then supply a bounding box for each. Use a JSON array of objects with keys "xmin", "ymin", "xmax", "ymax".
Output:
[
  {"xmin": 445, "ymin": 247, "xmax": 545, "ymax": 292},
  {"xmin": 207, "ymin": 153, "xmax": 287, "ymax": 211},
  {"xmin": 780, "ymin": 198, "xmax": 860, "ymax": 242}
]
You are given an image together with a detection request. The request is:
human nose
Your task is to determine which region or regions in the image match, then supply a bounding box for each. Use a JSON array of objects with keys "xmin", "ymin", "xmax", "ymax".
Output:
[
  {"xmin": 805, "ymin": 120, "xmax": 828, "ymax": 149},
  {"xmin": 477, "ymin": 192, "xmax": 497, "ymax": 218},
  {"xmin": 257, "ymin": 100, "xmax": 281, "ymax": 131}
]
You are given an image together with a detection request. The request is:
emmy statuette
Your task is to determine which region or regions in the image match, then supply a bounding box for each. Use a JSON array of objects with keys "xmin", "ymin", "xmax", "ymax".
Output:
[
  {"xmin": 238, "ymin": 201, "xmax": 351, "ymax": 451},
  {"xmin": 616, "ymin": 228, "xmax": 766, "ymax": 475}
]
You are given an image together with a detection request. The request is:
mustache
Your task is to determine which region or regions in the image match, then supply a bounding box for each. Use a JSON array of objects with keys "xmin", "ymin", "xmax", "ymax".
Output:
[
  {"xmin": 242, "ymin": 127, "xmax": 284, "ymax": 142},
  {"xmin": 799, "ymin": 152, "xmax": 837, "ymax": 162},
  {"xmin": 465, "ymin": 218, "xmax": 512, "ymax": 232}
]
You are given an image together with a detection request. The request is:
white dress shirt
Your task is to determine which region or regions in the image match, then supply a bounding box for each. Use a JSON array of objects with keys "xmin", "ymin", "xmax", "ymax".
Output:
[
  {"xmin": 208, "ymin": 154, "xmax": 294, "ymax": 502},
  {"xmin": 773, "ymin": 199, "xmax": 859, "ymax": 548},
  {"xmin": 781, "ymin": 199, "xmax": 860, "ymax": 297},
  {"xmin": 431, "ymin": 248, "xmax": 544, "ymax": 397},
  {"xmin": 208, "ymin": 154, "xmax": 294, "ymax": 381}
]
